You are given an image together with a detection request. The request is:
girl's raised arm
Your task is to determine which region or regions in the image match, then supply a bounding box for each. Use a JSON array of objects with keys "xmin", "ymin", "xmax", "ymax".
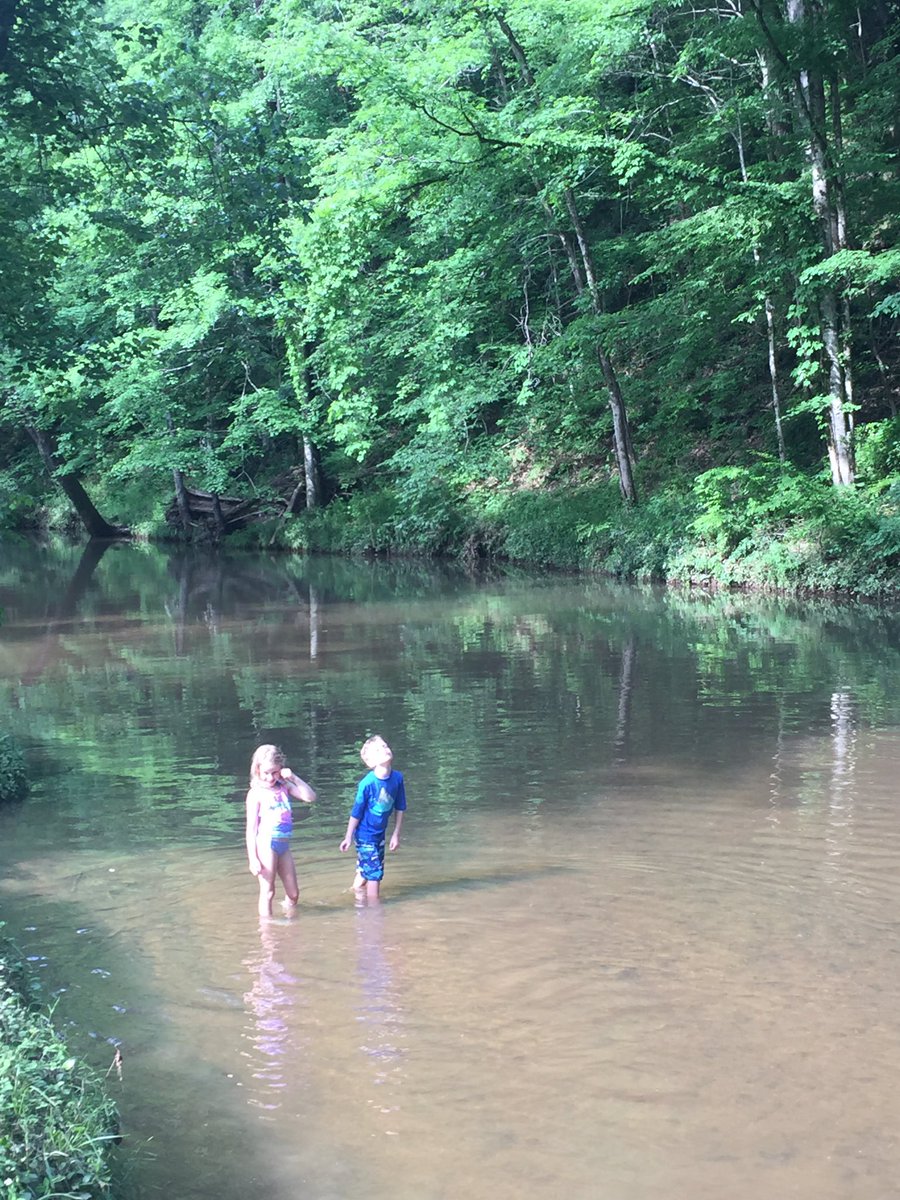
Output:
[{"xmin": 280, "ymin": 769, "xmax": 316, "ymax": 805}]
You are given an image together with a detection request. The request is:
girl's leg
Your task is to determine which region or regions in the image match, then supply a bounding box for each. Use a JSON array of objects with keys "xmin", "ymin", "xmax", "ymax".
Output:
[
  {"xmin": 256, "ymin": 842, "xmax": 276, "ymax": 918},
  {"xmin": 277, "ymin": 849, "xmax": 299, "ymax": 911}
]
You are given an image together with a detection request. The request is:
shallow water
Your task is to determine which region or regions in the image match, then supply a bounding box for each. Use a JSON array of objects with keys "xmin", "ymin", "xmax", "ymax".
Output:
[{"xmin": 2, "ymin": 541, "xmax": 900, "ymax": 1199}]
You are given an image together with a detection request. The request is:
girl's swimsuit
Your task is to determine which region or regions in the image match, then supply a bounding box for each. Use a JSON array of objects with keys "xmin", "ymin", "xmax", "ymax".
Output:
[{"xmin": 254, "ymin": 783, "xmax": 292, "ymax": 854}]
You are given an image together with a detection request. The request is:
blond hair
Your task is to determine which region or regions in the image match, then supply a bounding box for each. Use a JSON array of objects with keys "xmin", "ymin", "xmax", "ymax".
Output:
[
  {"xmin": 360, "ymin": 735, "xmax": 391, "ymax": 768},
  {"xmin": 249, "ymin": 743, "xmax": 285, "ymax": 784}
]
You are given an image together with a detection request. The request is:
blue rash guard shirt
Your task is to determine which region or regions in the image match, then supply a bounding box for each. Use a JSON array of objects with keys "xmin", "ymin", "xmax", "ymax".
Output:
[{"xmin": 351, "ymin": 769, "xmax": 407, "ymax": 844}]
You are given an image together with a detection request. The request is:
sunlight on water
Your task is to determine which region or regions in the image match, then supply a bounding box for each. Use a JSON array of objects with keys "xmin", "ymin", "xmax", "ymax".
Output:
[{"xmin": 2, "ymin": 542, "xmax": 900, "ymax": 1199}]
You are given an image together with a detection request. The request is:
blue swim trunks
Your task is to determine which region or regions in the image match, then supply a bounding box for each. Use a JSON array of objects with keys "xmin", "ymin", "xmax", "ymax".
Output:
[
  {"xmin": 271, "ymin": 837, "xmax": 290, "ymax": 855},
  {"xmin": 356, "ymin": 839, "xmax": 385, "ymax": 882}
]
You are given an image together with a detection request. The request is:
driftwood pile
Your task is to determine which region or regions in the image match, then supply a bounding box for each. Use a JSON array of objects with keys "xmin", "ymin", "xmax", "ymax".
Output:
[{"xmin": 167, "ymin": 483, "xmax": 276, "ymax": 535}]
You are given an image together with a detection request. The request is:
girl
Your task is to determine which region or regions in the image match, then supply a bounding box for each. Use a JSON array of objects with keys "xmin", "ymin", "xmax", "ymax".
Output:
[{"xmin": 245, "ymin": 744, "xmax": 316, "ymax": 918}]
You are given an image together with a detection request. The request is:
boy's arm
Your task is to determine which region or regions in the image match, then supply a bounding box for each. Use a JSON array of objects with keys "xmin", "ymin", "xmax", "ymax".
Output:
[
  {"xmin": 281, "ymin": 769, "xmax": 316, "ymax": 804},
  {"xmin": 340, "ymin": 815, "xmax": 360, "ymax": 852},
  {"xmin": 389, "ymin": 809, "xmax": 404, "ymax": 852},
  {"xmin": 245, "ymin": 791, "xmax": 262, "ymax": 873}
]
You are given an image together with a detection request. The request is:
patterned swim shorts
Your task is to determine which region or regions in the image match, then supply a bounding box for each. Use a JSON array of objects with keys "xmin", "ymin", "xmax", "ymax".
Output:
[{"xmin": 356, "ymin": 840, "xmax": 386, "ymax": 881}]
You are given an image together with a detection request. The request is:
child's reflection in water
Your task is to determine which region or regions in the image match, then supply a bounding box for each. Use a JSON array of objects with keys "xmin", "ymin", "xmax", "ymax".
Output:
[
  {"xmin": 241, "ymin": 920, "xmax": 303, "ymax": 1113},
  {"xmin": 355, "ymin": 905, "xmax": 406, "ymax": 1105}
]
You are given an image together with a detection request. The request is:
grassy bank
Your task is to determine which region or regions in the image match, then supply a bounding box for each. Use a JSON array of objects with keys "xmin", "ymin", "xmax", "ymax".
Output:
[
  {"xmin": 269, "ymin": 462, "xmax": 900, "ymax": 598},
  {"xmin": 0, "ymin": 936, "xmax": 120, "ymax": 1200}
]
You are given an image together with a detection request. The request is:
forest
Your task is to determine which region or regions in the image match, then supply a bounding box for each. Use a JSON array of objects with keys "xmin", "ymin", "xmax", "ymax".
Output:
[{"xmin": 0, "ymin": 0, "xmax": 898, "ymax": 593}]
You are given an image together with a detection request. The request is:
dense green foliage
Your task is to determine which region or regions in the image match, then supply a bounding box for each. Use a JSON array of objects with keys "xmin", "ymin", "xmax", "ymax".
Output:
[
  {"xmin": 0, "ymin": 732, "xmax": 27, "ymax": 803},
  {"xmin": 0, "ymin": 937, "xmax": 120, "ymax": 1200},
  {"xmin": 0, "ymin": 1, "xmax": 898, "ymax": 590}
]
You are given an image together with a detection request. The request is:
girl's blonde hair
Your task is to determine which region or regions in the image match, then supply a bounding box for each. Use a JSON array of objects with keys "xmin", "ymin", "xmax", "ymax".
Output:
[{"xmin": 249, "ymin": 743, "xmax": 286, "ymax": 783}]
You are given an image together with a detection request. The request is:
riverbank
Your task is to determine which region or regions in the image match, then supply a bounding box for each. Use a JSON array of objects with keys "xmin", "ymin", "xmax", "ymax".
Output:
[
  {"xmin": 8, "ymin": 458, "xmax": 900, "ymax": 599},
  {"xmin": 264, "ymin": 467, "xmax": 900, "ymax": 599},
  {"xmin": 0, "ymin": 936, "xmax": 121, "ymax": 1200}
]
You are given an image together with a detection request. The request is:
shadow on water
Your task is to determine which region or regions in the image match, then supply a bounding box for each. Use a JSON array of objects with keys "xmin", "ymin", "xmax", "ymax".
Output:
[{"xmin": 381, "ymin": 864, "xmax": 575, "ymax": 905}]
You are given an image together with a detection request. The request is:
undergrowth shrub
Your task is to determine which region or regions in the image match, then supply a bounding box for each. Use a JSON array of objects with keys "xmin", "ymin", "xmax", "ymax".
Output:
[
  {"xmin": 281, "ymin": 490, "xmax": 401, "ymax": 554},
  {"xmin": 0, "ymin": 938, "xmax": 120, "ymax": 1200},
  {"xmin": 590, "ymin": 488, "xmax": 694, "ymax": 579},
  {"xmin": 0, "ymin": 732, "xmax": 27, "ymax": 804},
  {"xmin": 669, "ymin": 463, "xmax": 900, "ymax": 594},
  {"xmin": 478, "ymin": 486, "xmax": 622, "ymax": 568}
]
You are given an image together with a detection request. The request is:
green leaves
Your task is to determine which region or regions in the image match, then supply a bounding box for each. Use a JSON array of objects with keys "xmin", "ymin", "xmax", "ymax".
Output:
[{"xmin": 0, "ymin": 0, "xmax": 897, "ymax": 553}]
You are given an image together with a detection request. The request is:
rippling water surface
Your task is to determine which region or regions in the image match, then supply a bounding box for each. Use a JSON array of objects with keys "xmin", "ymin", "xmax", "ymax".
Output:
[{"xmin": 2, "ymin": 541, "xmax": 900, "ymax": 1200}]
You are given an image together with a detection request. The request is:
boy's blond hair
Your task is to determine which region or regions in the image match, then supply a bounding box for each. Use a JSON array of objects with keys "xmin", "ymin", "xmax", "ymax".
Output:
[{"xmin": 360, "ymin": 735, "xmax": 391, "ymax": 768}]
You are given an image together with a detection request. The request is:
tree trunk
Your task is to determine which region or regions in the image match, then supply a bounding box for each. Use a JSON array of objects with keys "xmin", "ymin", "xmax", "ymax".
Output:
[
  {"xmin": 563, "ymin": 188, "xmax": 638, "ymax": 504},
  {"xmin": 282, "ymin": 329, "xmax": 322, "ymax": 509},
  {"xmin": 765, "ymin": 297, "xmax": 787, "ymax": 462},
  {"xmin": 498, "ymin": 14, "xmax": 638, "ymax": 505},
  {"xmin": 26, "ymin": 426, "xmax": 131, "ymax": 539},
  {"xmin": 173, "ymin": 468, "xmax": 193, "ymax": 534},
  {"xmin": 733, "ymin": 94, "xmax": 786, "ymax": 462},
  {"xmin": 820, "ymin": 289, "xmax": 854, "ymax": 484},
  {"xmin": 166, "ymin": 413, "xmax": 193, "ymax": 535},
  {"xmin": 303, "ymin": 434, "xmax": 320, "ymax": 509},
  {"xmin": 783, "ymin": 0, "xmax": 855, "ymax": 484}
]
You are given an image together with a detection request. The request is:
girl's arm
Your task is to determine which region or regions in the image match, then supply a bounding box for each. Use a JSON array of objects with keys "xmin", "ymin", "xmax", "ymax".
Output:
[
  {"xmin": 389, "ymin": 809, "xmax": 404, "ymax": 852},
  {"xmin": 281, "ymin": 768, "xmax": 316, "ymax": 805},
  {"xmin": 245, "ymin": 790, "xmax": 262, "ymax": 873},
  {"xmin": 339, "ymin": 815, "xmax": 360, "ymax": 852}
]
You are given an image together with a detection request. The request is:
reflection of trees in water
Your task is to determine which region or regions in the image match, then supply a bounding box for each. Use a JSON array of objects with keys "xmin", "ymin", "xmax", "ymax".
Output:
[
  {"xmin": 14, "ymin": 540, "xmax": 111, "ymax": 683},
  {"xmin": 614, "ymin": 636, "xmax": 635, "ymax": 764},
  {"xmin": 825, "ymin": 688, "xmax": 857, "ymax": 867},
  {"xmin": 241, "ymin": 922, "xmax": 304, "ymax": 1115},
  {"xmin": 354, "ymin": 908, "xmax": 405, "ymax": 1097},
  {"xmin": 5, "ymin": 541, "xmax": 900, "ymax": 836}
]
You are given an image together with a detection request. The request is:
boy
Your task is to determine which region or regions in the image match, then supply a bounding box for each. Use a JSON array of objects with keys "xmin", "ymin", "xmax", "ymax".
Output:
[{"xmin": 339, "ymin": 735, "xmax": 406, "ymax": 902}]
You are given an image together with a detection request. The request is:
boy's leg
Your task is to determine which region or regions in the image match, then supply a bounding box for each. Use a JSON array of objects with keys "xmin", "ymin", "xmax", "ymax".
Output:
[
  {"xmin": 277, "ymin": 849, "xmax": 299, "ymax": 910},
  {"xmin": 363, "ymin": 841, "xmax": 385, "ymax": 902},
  {"xmin": 352, "ymin": 841, "xmax": 366, "ymax": 891}
]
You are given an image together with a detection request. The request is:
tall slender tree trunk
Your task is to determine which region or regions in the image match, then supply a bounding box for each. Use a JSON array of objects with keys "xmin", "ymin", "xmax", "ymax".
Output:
[
  {"xmin": 783, "ymin": 0, "xmax": 855, "ymax": 484},
  {"xmin": 498, "ymin": 14, "xmax": 638, "ymax": 505},
  {"xmin": 303, "ymin": 434, "xmax": 319, "ymax": 509},
  {"xmin": 284, "ymin": 327, "xmax": 321, "ymax": 510},
  {"xmin": 734, "ymin": 94, "xmax": 786, "ymax": 461},
  {"xmin": 563, "ymin": 189, "xmax": 638, "ymax": 503},
  {"xmin": 764, "ymin": 297, "xmax": 786, "ymax": 462}
]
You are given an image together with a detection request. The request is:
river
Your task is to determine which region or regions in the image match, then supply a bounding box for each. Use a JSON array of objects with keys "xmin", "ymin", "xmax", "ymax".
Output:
[{"xmin": 1, "ymin": 539, "xmax": 899, "ymax": 1200}]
